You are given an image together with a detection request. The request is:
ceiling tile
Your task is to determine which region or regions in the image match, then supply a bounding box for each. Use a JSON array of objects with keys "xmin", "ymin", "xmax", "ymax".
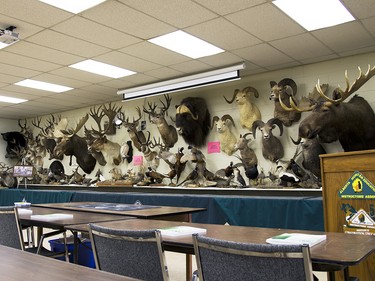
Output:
[
  {"xmin": 312, "ymin": 21, "xmax": 375, "ymax": 53},
  {"xmin": 81, "ymin": 1, "xmax": 174, "ymax": 39},
  {"xmin": 198, "ymin": 52, "xmax": 245, "ymax": 68},
  {"xmin": 0, "ymin": 0, "xmax": 73, "ymax": 27},
  {"xmin": 120, "ymin": 0, "xmax": 217, "ymax": 28},
  {"xmin": 0, "ymin": 73, "xmax": 22, "ymax": 84},
  {"xmin": 195, "ymin": 0, "xmax": 267, "ymax": 15},
  {"xmin": 6, "ymin": 41, "xmax": 83, "ymax": 66},
  {"xmin": 31, "ymin": 73, "xmax": 91, "ymax": 89},
  {"xmin": 186, "ymin": 17, "xmax": 261, "ymax": 50},
  {"xmin": 225, "ymin": 3, "xmax": 305, "ymax": 41},
  {"xmin": 94, "ymin": 50, "xmax": 161, "ymax": 72},
  {"xmin": 144, "ymin": 67, "xmax": 184, "ymax": 80},
  {"xmin": 52, "ymin": 16, "xmax": 142, "ymax": 49},
  {"xmin": 0, "ymin": 51, "xmax": 61, "ymax": 72},
  {"xmin": 119, "ymin": 42, "xmax": 190, "ymax": 66},
  {"xmin": 362, "ymin": 17, "xmax": 375, "ymax": 37},
  {"xmin": 0, "ymin": 63, "xmax": 41, "ymax": 78},
  {"xmin": 169, "ymin": 60, "xmax": 213, "ymax": 74},
  {"xmin": 26, "ymin": 30, "xmax": 110, "ymax": 57},
  {"xmin": 233, "ymin": 43, "xmax": 294, "ymax": 67},
  {"xmin": 342, "ymin": 0, "xmax": 375, "ymax": 19},
  {"xmin": 50, "ymin": 67, "xmax": 113, "ymax": 83},
  {"xmin": 270, "ymin": 33, "xmax": 334, "ymax": 60}
]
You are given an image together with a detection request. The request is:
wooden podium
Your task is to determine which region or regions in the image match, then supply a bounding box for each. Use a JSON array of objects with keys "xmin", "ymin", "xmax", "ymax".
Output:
[{"xmin": 320, "ymin": 150, "xmax": 375, "ymax": 281}]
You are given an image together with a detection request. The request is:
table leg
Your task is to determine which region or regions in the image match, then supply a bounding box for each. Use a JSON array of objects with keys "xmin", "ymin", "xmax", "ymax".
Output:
[
  {"xmin": 186, "ymin": 254, "xmax": 192, "ymax": 281},
  {"xmin": 73, "ymin": 231, "xmax": 79, "ymax": 264}
]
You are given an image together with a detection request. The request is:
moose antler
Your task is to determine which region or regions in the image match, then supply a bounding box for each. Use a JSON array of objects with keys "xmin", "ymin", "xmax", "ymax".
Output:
[
  {"xmin": 317, "ymin": 64, "xmax": 375, "ymax": 103},
  {"xmin": 279, "ymin": 65, "xmax": 375, "ymax": 113}
]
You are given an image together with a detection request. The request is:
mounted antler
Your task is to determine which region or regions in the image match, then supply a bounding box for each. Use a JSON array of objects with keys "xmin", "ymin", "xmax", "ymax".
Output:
[{"xmin": 318, "ymin": 64, "xmax": 375, "ymax": 103}]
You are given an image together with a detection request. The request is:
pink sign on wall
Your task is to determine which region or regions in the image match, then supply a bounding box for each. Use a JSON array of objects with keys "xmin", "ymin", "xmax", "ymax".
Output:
[
  {"xmin": 132, "ymin": 155, "xmax": 143, "ymax": 166},
  {"xmin": 207, "ymin": 141, "xmax": 220, "ymax": 154}
]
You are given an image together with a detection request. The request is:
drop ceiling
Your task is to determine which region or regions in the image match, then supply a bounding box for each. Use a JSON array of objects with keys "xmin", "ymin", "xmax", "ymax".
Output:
[{"xmin": 0, "ymin": 0, "xmax": 374, "ymax": 119}]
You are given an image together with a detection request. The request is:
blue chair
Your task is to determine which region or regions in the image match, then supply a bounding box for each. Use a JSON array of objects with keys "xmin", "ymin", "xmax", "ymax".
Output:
[
  {"xmin": 0, "ymin": 206, "xmax": 68, "ymax": 260},
  {"xmin": 89, "ymin": 223, "xmax": 169, "ymax": 281},
  {"xmin": 193, "ymin": 234, "xmax": 314, "ymax": 281}
]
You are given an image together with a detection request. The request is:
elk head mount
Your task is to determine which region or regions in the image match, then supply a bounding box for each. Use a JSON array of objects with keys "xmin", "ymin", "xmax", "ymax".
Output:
[{"xmin": 280, "ymin": 65, "xmax": 375, "ymax": 152}]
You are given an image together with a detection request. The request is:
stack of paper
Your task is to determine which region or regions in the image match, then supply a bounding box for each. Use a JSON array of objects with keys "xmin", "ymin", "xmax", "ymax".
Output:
[
  {"xmin": 266, "ymin": 233, "xmax": 326, "ymax": 247},
  {"xmin": 159, "ymin": 226, "xmax": 206, "ymax": 238},
  {"xmin": 30, "ymin": 213, "xmax": 74, "ymax": 221}
]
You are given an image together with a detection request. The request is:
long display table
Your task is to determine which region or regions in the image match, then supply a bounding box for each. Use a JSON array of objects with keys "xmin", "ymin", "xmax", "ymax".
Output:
[{"xmin": 0, "ymin": 188, "xmax": 324, "ymax": 231}]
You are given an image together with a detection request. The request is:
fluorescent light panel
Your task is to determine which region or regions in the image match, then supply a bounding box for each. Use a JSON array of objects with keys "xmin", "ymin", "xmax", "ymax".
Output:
[
  {"xmin": 38, "ymin": 0, "xmax": 106, "ymax": 14},
  {"xmin": 149, "ymin": 30, "xmax": 224, "ymax": 59},
  {"xmin": 69, "ymin": 59, "xmax": 136, "ymax": 78},
  {"xmin": 273, "ymin": 0, "xmax": 355, "ymax": 31},
  {"xmin": 15, "ymin": 79, "xmax": 73, "ymax": 93},
  {"xmin": 119, "ymin": 63, "xmax": 245, "ymax": 100},
  {"xmin": 0, "ymin": 95, "xmax": 27, "ymax": 104}
]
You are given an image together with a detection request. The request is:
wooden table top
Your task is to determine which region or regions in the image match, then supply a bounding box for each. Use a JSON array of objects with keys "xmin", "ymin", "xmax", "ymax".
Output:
[
  {"xmin": 18, "ymin": 206, "xmax": 133, "ymax": 229},
  {"xmin": 70, "ymin": 218, "xmax": 375, "ymax": 267},
  {"xmin": 34, "ymin": 202, "xmax": 206, "ymax": 218},
  {"xmin": 0, "ymin": 245, "xmax": 140, "ymax": 281}
]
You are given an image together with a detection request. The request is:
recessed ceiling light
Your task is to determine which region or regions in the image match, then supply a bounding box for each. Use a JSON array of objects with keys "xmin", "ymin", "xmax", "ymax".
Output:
[
  {"xmin": 273, "ymin": 0, "xmax": 355, "ymax": 31},
  {"xmin": 15, "ymin": 79, "xmax": 73, "ymax": 93},
  {"xmin": 149, "ymin": 30, "xmax": 224, "ymax": 59},
  {"xmin": 38, "ymin": 0, "xmax": 106, "ymax": 14},
  {"xmin": 0, "ymin": 95, "xmax": 27, "ymax": 104},
  {"xmin": 69, "ymin": 60, "xmax": 136, "ymax": 79}
]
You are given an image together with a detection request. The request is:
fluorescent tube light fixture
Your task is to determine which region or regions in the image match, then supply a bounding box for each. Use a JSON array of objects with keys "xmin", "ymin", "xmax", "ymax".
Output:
[
  {"xmin": 118, "ymin": 63, "xmax": 245, "ymax": 101},
  {"xmin": 69, "ymin": 59, "xmax": 136, "ymax": 78},
  {"xmin": 273, "ymin": 0, "xmax": 355, "ymax": 31},
  {"xmin": 15, "ymin": 79, "xmax": 73, "ymax": 93},
  {"xmin": 38, "ymin": 0, "xmax": 106, "ymax": 14},
  {"xmin": 0, "ymin": 95, "xmax": 27, "ymax": 104},
  {"xmin": 149, "ymin": 30, "xmax": 224, "ymax": 59}
]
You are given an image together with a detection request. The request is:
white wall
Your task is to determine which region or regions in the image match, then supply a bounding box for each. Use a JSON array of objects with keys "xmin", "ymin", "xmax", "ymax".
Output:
[{"xmin": 2, "ymin": 51, "xmax": 375, "ymax": 184}]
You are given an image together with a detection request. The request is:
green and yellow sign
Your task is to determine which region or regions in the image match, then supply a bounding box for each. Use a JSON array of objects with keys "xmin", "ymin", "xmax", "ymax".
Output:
[{"xmin": 338, "ymin": 171, "xmax": 375, "ymax": 199}]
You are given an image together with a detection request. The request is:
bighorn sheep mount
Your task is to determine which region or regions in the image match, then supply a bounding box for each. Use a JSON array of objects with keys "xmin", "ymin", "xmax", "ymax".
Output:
[
  {"xmin": 211, "ymin": 114, "xmax": 237, "ymax": 156},
  {"xmin": 280, "ymin": 65, "xmax": 375, "ymax": 152},
  {"xmin": 252, "ymin": 118, "xmax": 284, "ymax": 162},
  {"xmin": 224, "ymin": 86, "xmax": 261, "ymax": 130},
  {"xmin": 269, "ymin": 78, "xmax": 301, "ymax": 126}
]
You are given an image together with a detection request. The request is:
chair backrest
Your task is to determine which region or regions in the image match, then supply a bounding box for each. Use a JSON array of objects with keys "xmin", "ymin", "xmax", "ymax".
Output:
[
  {"xmin": 193, "ymin": 234, "xmax": 314, "ymax": 281},
  {"xmin": 0, "ymin": 206, "xmax": 23, "ymax": 250},
  {"xmin": 88, "ymin": 223, "xmax": 169, "ymax": 281}
]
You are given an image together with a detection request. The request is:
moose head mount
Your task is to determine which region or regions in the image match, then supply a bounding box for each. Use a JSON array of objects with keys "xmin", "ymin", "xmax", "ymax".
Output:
[{"xmin": 280, "ymin": 65, "xmax": 375, "ymax": 152}]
